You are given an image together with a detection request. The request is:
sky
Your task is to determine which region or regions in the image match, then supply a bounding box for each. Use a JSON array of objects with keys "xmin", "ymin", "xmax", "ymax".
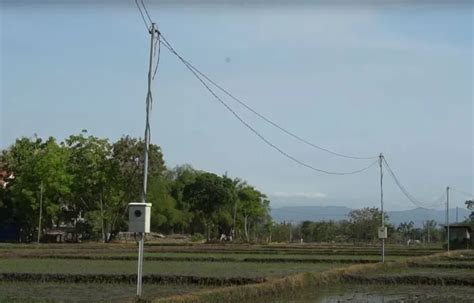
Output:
[{"xmin": 1, "ymin": 1, "xmax": 473, "ymax": 211}]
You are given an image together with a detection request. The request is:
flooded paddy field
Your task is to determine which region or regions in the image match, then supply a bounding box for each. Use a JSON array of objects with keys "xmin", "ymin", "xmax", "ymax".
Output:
[{"xmin": 266, "ymin": 284, "xmax": 474, "ymax": 303}]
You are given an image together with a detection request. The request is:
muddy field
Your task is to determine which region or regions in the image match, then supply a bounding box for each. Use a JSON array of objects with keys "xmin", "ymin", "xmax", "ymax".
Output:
[{"xmin": 265, "ymin": 284, "xmax": 474, "ymax": 303}]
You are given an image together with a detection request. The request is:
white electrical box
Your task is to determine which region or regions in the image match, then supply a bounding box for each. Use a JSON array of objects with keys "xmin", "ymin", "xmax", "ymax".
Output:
[
  {"xmin": 378, "ymin": 226, "xmax": 387, "ymax": 239},
  {"xmin": 128, "ymin": 202, "xmax": 151, "ymax": 233}
]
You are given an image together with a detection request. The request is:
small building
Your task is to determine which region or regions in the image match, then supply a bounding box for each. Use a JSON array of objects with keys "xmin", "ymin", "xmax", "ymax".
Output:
[
  {"xmin": 444, "ymin": 224, "xmax": 472, "ymax": 249},
  {"xmin": 42, "ymin": 227, "xmax": 82, "ymax": 243},
  {"xmin": 0, "ymin": 170, "xmax": 14, "ymax": 189}
]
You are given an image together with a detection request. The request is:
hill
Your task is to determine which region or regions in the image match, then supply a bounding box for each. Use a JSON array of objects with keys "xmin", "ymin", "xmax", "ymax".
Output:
[{"xmin": 270, "ymin": 205, "xmax": 470, "ymax": 227}]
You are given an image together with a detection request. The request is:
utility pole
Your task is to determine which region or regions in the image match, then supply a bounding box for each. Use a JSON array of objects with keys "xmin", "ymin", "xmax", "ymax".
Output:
[
  {"xmin": 136, "ymin": 22, "xmax": 158, "ymax": 298},
  {"xmin": 427, "ymin": 220, "xmax": 431, "ymax": 244},
  {"xmin": 289, "ymin": 222, "xmax": 292, "ymax": 243},
  {"xmin": 232, "ymin": 178, "xmax": 238, "ymax": 241},
  {"xmin": 379, "ymin": 153, "xmax": 385, "ymax": 263},
  {"xmin": 37, "ymin": 181, "xmax": 43, "ymax": 245},
  {"xmin": 232, "ymin": 197, "xmax": 237, "ymax": 241},
  {"xmin": 456, "ymin": 206, "xmax": 458, "ymax": 223},
  {"xmin": 100, "ymin": 191, "xmax": 105, "ymax": 243},
  {"xmin": 446, "ymin": 186, "xmax": 450, "ymax": 252}
]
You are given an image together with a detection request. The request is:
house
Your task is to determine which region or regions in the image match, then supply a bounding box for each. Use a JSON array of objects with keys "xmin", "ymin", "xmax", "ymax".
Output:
[
  {"xmin": 0, "ymin": 170, "xmax": 14, "ymax": 189},
  {"xmin": 444, "ymin": 223, "xmax": 472, "ymax": 249}
]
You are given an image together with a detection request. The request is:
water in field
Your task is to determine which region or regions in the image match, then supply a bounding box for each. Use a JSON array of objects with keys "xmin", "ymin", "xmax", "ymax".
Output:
[{"xmin": 270, "ymin": 284, "xmax": 474, "ymax": 303}]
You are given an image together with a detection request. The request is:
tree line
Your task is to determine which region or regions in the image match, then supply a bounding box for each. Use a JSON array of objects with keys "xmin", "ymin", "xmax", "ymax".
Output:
[
  {"xmin": 0, "ymin": 131, "xmax": 270, "ymax": 242},
  {"xmin": 2, "ymin": 132, "xmax": 471, "ymax": 245},
  {"xmin": 271, "ymin": 207, "xmax": 447, "ymax": 245}
]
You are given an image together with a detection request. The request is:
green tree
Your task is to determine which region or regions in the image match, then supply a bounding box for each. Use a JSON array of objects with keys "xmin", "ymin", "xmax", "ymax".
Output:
[
  {"xmin": 168, "ymin": 165, "xmax": 200, "ymax": 233},
  {"xmin": 106, "ymin": 136, "xmax": 166, "ymax": 239},
  {"xmin": 183, "ymin": 172, "xmax": 232, "ymax": 240},
  {"xmin": 422, "ymin": 220, "xmax": 438, "ymax": 243},
  {"xmin": 1, "ymin": 136, "xmax": 72, "ymax": 240},
  {"xmin": 347, "ymin": 207, "xmax": 386, "ymax": 243},
  {"xmin": 64, "ymin": 131, "xmax": 112, "ymax": 241},
  {"xmin": 236, "ymin": 185, "xmax": 269, "ymax": 242},
  {"xmin": 397, "ymin": 221, "xmax": 415, "ymax": 242}
]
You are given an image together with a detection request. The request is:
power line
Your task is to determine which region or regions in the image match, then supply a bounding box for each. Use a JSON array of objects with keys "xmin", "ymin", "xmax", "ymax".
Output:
[
  {"xmin": 132, "ymin": 3, "xmax": 464, "ymax": 213},
  {"xmin": 132, "ymin": 2, "xmax": 377, "ymax": 160},
  {"xmin": 160, "ymin": 38, "xmax": 378, "ymax": 176},
  {"xmin": 157, "ymin": 35, "xmax": 377, "ymax": 161},
  {"xmin": 382, "ymin": 157, "xmax": 445, "ymax": 209},
  {"xmin": 140, "ymin": 0, "xmax": 153, "ymax": 25},
  {"xmin": 134, "ymin": 0, "xmax": 149, "ymax": 31},
  {"xmin": 450, "ymin": 187, "xmax": 473, "ymax": 198},
  {"xmin": 152, "ymin": 37, "xmax": 161, "ymax": 80}
]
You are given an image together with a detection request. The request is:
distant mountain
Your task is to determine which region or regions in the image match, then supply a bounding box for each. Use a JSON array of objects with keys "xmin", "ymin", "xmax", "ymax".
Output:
[
  {"xmin": 270, "ymin": 206, "xmax": 470, "ymax": 227},
  {"xmin": 271, "ymin": 206, "xmax": 351, "ymax": 223},
  {"xmin": 387, "ymin": 208, "xmax": 470, "ymax": 227}
]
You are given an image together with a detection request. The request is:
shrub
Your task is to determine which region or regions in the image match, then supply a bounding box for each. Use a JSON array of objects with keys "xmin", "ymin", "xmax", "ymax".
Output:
[{"xmin": 190, "ymin": 233, "xmax": 204, "ymax": 242}]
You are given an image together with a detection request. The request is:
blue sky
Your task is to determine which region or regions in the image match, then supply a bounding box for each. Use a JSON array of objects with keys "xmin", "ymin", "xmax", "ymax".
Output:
[{"xmin": 1, "ymin": 1, "xmax": 472, "ymax": 210}]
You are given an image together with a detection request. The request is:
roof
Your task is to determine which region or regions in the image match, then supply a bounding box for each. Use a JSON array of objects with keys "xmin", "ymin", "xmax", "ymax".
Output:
[{"xmin": 442, "ymin": 223, "xmax": 472, "ymax": 231}]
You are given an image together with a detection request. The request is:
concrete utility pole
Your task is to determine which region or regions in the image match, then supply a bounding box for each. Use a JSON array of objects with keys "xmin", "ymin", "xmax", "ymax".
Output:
[
  {"xmin": 37, "ymin": 181, "xmax": 43, "ymax": 245},
  {"xmin": 136, "ymin": 22, "xmax": 158, "ymax": 298},
  {"xmin": 379, "ymin": 153, "xmax": 385, "ymax": 263},
  {"xmin": 427, "ymin": 220, "xmax": 431, "ymax": 244},
  {"xmin": 446, "ymin": 186, "xmax": 450, "ymax": 252},
  {"xmin": 289, "ymin": 222, "xmax": 292, "ymax": 243},
  {"xmin": 232, "ymin": 198, "xmax": 237, "ymax": 240}
]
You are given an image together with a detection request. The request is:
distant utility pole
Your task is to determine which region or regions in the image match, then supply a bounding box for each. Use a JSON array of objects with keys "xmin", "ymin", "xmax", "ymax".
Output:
[
  {"xmin": 446, "ymin": 186, "xmax": 450, "ymax": 252},
  {"xmin": 37, "ymin": 181, "xmax": 43, "ymax": 245},
  {"xmin": 232, "ymin": 198, "xmax": 237, "ymax": 240},
  {"xmin": 456, "ymin": 206, "xmax": 458, "ymax": 223},
  {"xmin": 289, "ymin": 221, "xmax": 292, "ymax": 243},
  {"xmin": 136, "ymin": 22, "xmax": 159, "ymax": 298},
  {"xmin": 379, "ymin": 153, "xmax": 385, "ymax": 263},
  {"xmin": 427, "ymin": 221, "xmax": 431, "ymax": 244}
]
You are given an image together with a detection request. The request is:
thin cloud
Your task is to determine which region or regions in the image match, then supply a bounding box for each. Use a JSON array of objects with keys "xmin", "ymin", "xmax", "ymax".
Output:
[{"xmin": 273, "ymin": 192, "xmax": 327, "ymax": 199}]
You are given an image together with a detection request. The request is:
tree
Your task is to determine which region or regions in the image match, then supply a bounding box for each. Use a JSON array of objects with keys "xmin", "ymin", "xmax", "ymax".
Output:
[
  {"xmin": 1, "ymin": 136, "xmax": 72, "ymax": 240},
  {"xmin": 236, "ymin": 184, "xmax": 269, "ymax": 242},
  {"xmin": 64, "ymin": 131, "xmax": 112, "ymax": 241},
  {"xmin": 422, "ymin": 220, "xmax": 438, "ymax": 243},
  {"xmin": 105, "ymin": 136, "xmax": 166, "ymax": 240},
  {"xmin": 347, "ymin": 207, "xmax": 386, "ymax": 243},
  {"xmin": 168, "ymin": 165, "xmax": 199, "ymax": 233},
  {"xmin": 183, "ymin": 172, "xmax": 233, "ymax": 240},
  {"xmin": 1, "ymin": 133, "xmax": 272, "ymax": 243},
  {"xmin": 397, "ymin": 221, "xmax": 415, "ymax": 242},
  {"xmin": 300, "ymin": 221, "xmax": 314, "ymax": 242}
]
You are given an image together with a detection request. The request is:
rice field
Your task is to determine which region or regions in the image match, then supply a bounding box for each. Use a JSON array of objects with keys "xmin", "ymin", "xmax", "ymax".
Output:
[
  {"xmin": 0, "ymin": 258, "xmax": 345, "ymax": 278},
  {"xmin": 0, "ymin": 243, "xmax": 472, "ymax": 302},
  {"xmin": 0, "ymin": 282, "xmax": 210, "ymax": 303}
]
